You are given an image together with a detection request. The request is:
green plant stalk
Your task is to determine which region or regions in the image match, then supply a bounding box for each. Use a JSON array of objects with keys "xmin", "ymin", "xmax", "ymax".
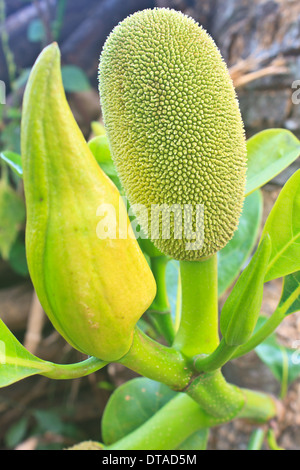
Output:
[
  {"xmin": 233, "ymin": 275, "xmax": 300, "ymax": 359},
  {"xmin": 186, "ymin": 370, "xmax": 245, "ymax": 419},
  {"xmin": 232, "ymin": 309, "xmax": 284, "ymax": 359},
  {"xmin": 119, "ymin": 328, "xmax": 193, "ymax": 391},
  {"xmin": 52, "ymin": 0, "xmax": 67, "ymax": 41},
  {"xmin": 173, "ymin": 255, "xmax": 219, "ymax": 357},
  {"xmin": 247, "ymin": 428, "xmax": 266, "ymax": 450},
  {"xmin": 106, "ymin": 386, "xmax": 277, "ymax": 450},
  {"xmin": 106, "ymin": 393, "xmax": 214, "ymax": 451},
  {"xmin": 119, "ymin": 328, "xmax": 276, "ymax": 424},
  {"xmin": 148, "ymin": 256, "xmax": 175, "ymax": 345},
  {"xmin": 193, "ymin": 338, "xmax": 238, "ymax": 373},
  {"xmin": 267, "ymin": 429, "xmax": 284, "ymax": 451},
  {"xmin": 41, "ymin": 356, "xmax": 108, "ymax": 380},
  {"xmin": 240, "ymin": 388, "xmax": 277, "ymax": 423}
]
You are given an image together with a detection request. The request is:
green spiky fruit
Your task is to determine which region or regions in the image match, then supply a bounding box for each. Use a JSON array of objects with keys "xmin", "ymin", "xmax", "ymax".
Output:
[{"xmin": 99, "ymin": 8, "xmax": 247, "ymax": 261}]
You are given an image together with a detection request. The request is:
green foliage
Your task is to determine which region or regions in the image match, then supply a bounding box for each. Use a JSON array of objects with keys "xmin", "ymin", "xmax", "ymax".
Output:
[
  {"xmin": 27, "ymin": 18, "xmax": 45, "ymax": 43},
  {"xmin": 255, "ymin": 317, "xmax": 300, "ymax": 389},
  {"xmin": 246, "ymin": 129, "xmax": 300, "ymax": 196},
  {"xmin": 0, "ymin": 151, "xmax": 23, "ymax": 177},
  {"xmin": 0, "ymin": 317, "xmax": 106, "ymax": 387},
  {"xmin": 218, "ymin": 189, "xmax": 263, "ymax": 296},
  {"xmin": 4, "ymin": 416, "xmax": 29, "ymax": 449},
  {"xmin": 27, "ymin": 0, "xmax": 67, "ymax": 44},
  {"xmin": 101, "ymin": 377, "xmax": 177, "ymax": 446},
  {"xmin": 8, "ymin": 234, "xmax": 28, "ymax": 277},
  {"xmin": 0, "ymin": 318, "xmax": 52, "ymax": 387},
  {"xmin": 176, "ymin": 429, "xmax": 209, "ymax": 451},
  {"xmin": 88, "ymin": 135, "xmax": 122, "ymax": 191},
  {"xmin": 0, "ymin": 168, "xmax": 25, "ymax": 260},
  {"xmin": 61, "ymin": 65, "xmax": 91, "ymax": 93},
  {"xmin": 1, "ymin": 18, "xmax": 300, "ymax": 449},
  {"xmin": 262, "ymin": 169, "xmax": 300, "ymax": 281},
  {"xmin": 220, "ymin": 234, "xmax": 272, "ymax": 346},
  {"xmin": 279, "ymin": 271, "xmax": 300, "ymax": 316},
  {"xmin": 88, "ymin": 135, "xmax": 111, "ymax": 163}
]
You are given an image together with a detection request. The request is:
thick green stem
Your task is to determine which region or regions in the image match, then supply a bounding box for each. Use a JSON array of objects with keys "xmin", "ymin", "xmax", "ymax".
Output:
[
  {"xmin": 148, "ymin": 256, "xmax": 176, "ymax": 345},
  {"xmin": 119, "ymin": 328, "xmax": 192, "ymax": 391},
  {"xmin": 173, "ymin": 255, "xmax": 219, "ymax": 357},
  {"xmin": 107, "ymin": 385, "xmax": 277, "ymax": 450},
  {"xmin": 240, "ymin": 389, "xmax": 277, "ymax": 423},
  {"xmin": 186, "ymin": 370, "xmax": 245, "ymax": 419},
  {"xmin": 106, "ymin": 393, "xmax": 214, "ymax": 451}
]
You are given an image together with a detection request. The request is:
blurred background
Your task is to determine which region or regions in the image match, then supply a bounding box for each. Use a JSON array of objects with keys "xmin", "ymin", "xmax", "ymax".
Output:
[{"xmin": 0, "ymin": 0, "xmax": 300, "ymax": 450}]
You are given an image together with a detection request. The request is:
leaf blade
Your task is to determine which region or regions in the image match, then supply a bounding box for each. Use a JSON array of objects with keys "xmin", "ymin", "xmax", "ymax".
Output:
[
  {"xmin": 0, "ymin": 319, "xmax": 52, "ymax": 387},
  {"xmin": 101, "ymin": 377, "xmax": 177, "ymax": 446},
  {"xmin": 262, "ymin": 169, "xmax": 300, "ymax": 281},
  {"xmin": 246, "ymin": 129, "xmax": 300, "ymax": 196},
  {"xmin": 218, "ymin": 189, "xmax": 263, "ymax": 296},
  {"xmin": 220, "ymin": 234, "xmax": 272, "ymax": 346},
  {"xmin": 0, "ymin": 151, "xmax": 23, "ymax": 177},
  {"xmin": 278, "ymin": 271, "xmax": 300, "ymax": 316}
]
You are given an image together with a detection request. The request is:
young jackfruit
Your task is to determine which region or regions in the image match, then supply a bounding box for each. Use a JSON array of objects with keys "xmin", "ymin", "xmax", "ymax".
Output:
[{"xmin": 99, "ymin": 8, "xmax": 247, "ymax": 261}]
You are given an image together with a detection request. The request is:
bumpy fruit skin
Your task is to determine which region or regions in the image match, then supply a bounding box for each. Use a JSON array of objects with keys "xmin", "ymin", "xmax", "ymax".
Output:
[
  {"xmin": 99, "ymin": 8, "xmax": 247, "ymax": 261},
  {"xmin": 21, "ymin": 44, "xmax": 156, "ymax": 362}
]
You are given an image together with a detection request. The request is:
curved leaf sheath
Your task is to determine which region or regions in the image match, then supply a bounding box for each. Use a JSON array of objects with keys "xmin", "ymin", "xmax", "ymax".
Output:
[{"xmin": 220, "ymin": 234, "xmax": 272, "ymax": 346}]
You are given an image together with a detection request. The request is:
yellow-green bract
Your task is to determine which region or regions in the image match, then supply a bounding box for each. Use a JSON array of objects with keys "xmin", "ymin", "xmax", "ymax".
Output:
[
  {"xmin": 21, "ymin": 44, "xmax": 156, "ymax": 362},
  {"xmin": 99, "ymin": 8, "xmax": 247, "ymax": 261}
]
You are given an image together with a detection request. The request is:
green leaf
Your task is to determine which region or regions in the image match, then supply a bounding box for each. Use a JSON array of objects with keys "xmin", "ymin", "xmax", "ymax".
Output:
[
  {"xmin": 61, "ymin": 65, "xmax": 91, "ymax": 93},
  {"xmin": 88, "ymin": 135, "xmax": 111, "ymax": 163},
  {"xmin": 0, "ymin": 178, "xmax": 26, "ymax": 260},
  {"xmin": 91, "ymin": 121, "xmax": 106, "ymax": 137},
  {"xmin": 262, "ymin": 169, "xmax": 300, "ymax": 281},
  {"xmin": 255, "ymin": 317, "xmax": 300, "ymax": 386},
  {"xmin": 278, "ymin": 271, "xmax": 300, "ymax": 316},
  {"xmin": 0, "ymin": 319, "xmax": 106, "ymax": 387},
  {"xmin": 220, "ymin": 234, "xmax": 272, "ymax": 346},
  {"xmin": 27, "ymin": 19, "xmax": 46, "ymax": 43},
  {"xmin": 0, "ymin": 319, "xmax": 53, "ymax": 387},
  {"xmin": 8, "ymin": 235, "xmax": 28, "ymax": 277},
  {"xmin": 101, "ymin": 377, "xmax": 177, "ymax": 446},
  {"xmin": 176, "ymin": 429, "xmax": 209, "ymax": 450},
  {"xmin": 0, "ymin": 151, "xmax": 23, "ymax": 177},
  {"xmin": 0, "ymin": 122, "xmax": 21, "ymax": 154},
  {"xmin": 246, "ymin": 129, "xmax": 300, "ymax": 196},
  {"xmin": 88, "ymin": 136, "xmax": 123, "ymax": 192},
  {"xmin": 5, "ymin": 416, "xmax": 29, "ymax": 449},
  {"xmin": 218, "ymin": 189, "xmax": 263, "ymax": 296}
]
